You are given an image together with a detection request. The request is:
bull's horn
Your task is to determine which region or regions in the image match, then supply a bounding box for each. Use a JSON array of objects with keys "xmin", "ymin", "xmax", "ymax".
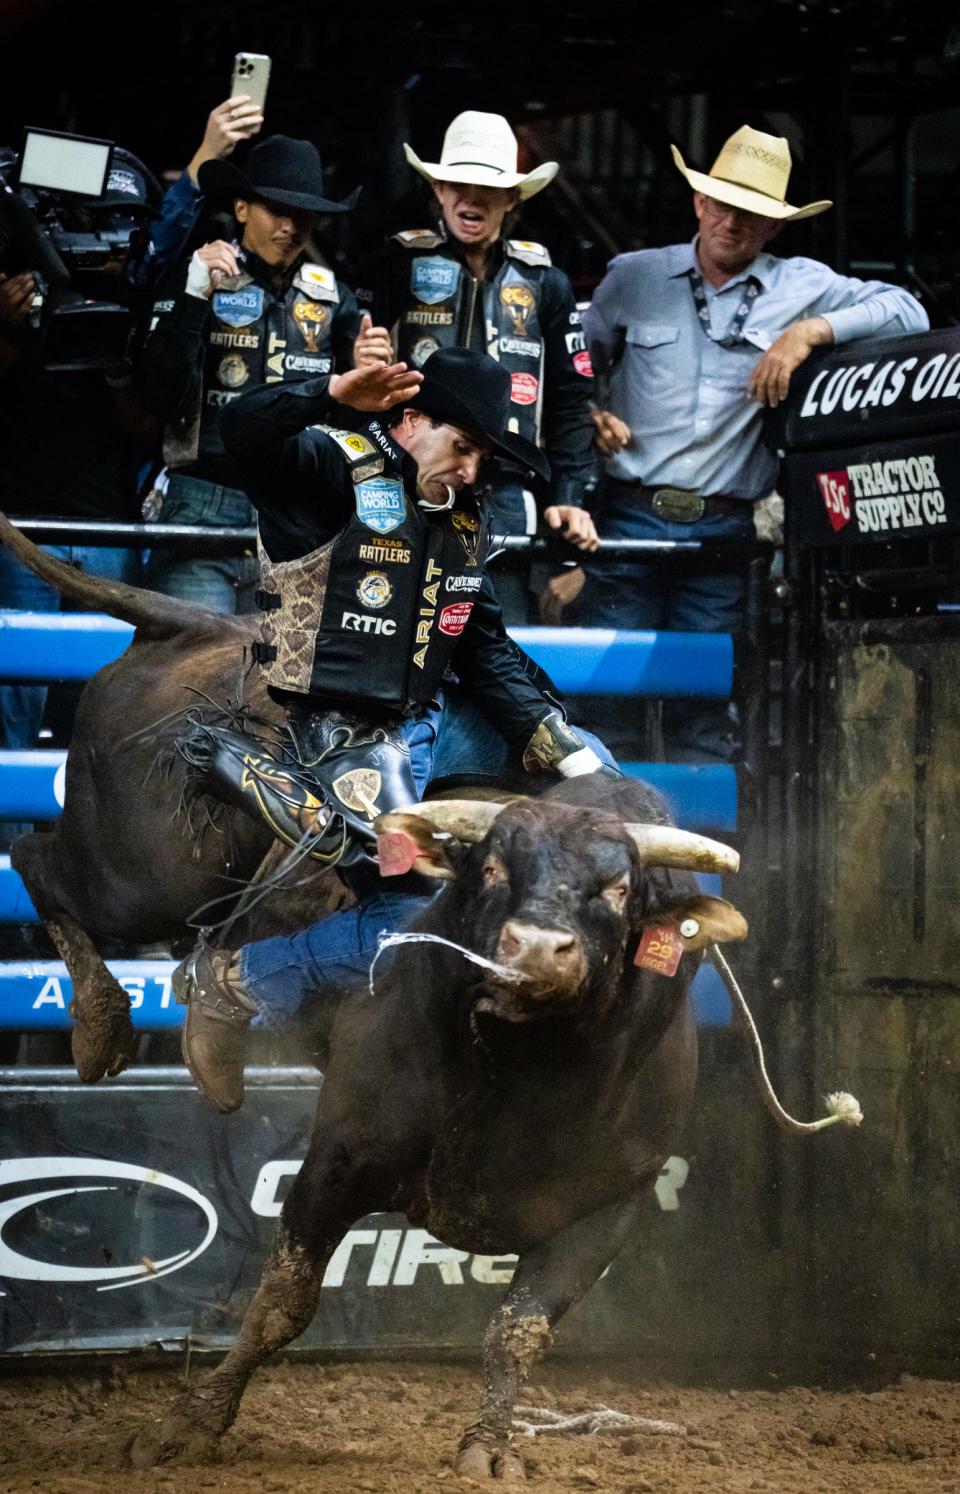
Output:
[
  {"xmin": 376, "ymin": 799, "xmax": 509, "ymax": 843},
  {"xmin": 626, "ymin": 825, "xmax": 740, "ymax": 874}
]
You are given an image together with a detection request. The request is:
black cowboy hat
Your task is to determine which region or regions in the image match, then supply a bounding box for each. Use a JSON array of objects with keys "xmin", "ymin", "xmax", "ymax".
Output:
[
  {"xmin": 404, "ymin": 347, "xmax": 550, "ymax": 481},
  {"xmin": 197, "ymin": 134, "xmax": 360, "ymax": 214}
]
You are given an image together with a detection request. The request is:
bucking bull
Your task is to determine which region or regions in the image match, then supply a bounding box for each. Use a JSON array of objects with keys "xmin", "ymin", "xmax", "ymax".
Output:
[{"xmin": 0, "ymin": 513, "xmax": 860, "ymax": 1479}]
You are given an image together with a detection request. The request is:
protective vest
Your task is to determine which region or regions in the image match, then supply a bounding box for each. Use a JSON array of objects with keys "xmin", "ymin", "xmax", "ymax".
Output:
[
  {"xmin": 161, "ymin": 257, "xmax": 342, "ymax": 469},
  {"xmin": 255, "ymin": 428, "xmax": 489, "ymax": 710},
  {"xmin": 391, "ymin": 231, "xmax": 550, "ymax": 447}
]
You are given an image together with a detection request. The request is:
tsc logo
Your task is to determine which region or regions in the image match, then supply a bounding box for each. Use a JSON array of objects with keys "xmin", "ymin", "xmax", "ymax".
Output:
[
  {"xmin": 816, "ymin": 469, "xmax": 852, "ymax": 533},
  {"xmin": 341, "ymin": 612, "xmax": 397, "ymax": 635},
  {"xmin": 0, "ymin": 1157, "xmax": 217, "ymax": 1292}
]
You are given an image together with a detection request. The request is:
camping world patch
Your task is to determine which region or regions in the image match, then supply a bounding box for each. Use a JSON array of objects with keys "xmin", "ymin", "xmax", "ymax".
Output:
[
  {"xmin": 355, "ymin": 478, "xmax": 406, "ymax": 535},
  {"xmin": 213, "ymin": 287, "xmax": 264, "ymax": 327},
  {"xmin": 410, "ymin": 256, "xmax": 459, "ymax": 306}
]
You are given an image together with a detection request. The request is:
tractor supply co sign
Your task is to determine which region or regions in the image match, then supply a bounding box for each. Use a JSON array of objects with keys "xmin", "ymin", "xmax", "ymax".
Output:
[
  {"xmin": 784, "ymin": 431, "xmax": 960, "ymax": 548},
  {"xmin": 0, "ymin": 1070, "xmax": 689, "ymax": 1356}
]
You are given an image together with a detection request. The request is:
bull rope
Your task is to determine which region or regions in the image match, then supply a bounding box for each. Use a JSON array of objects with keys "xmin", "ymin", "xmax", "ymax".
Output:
[
  {"xmin": 708, "ymin": 946, "xmax": 863, "ymax": 1135},
  {"xmin": 513, "ymin": 1405, "xmax": 686, "ymax": 1439}
]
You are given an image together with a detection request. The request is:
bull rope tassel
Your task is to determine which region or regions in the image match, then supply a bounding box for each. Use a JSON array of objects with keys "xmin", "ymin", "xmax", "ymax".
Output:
[
  {"xmin": 708, "ymin": 946, "xmax": 864, "ymax": 1135},
  {"xmin": 368, "ymin": 931, "xmax": 523, "ymax": 998}
]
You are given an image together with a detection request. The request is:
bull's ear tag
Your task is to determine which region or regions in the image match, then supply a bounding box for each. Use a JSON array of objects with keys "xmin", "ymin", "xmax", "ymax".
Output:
[
  {"xmin": 377, "ymin": 831, "xmax": 420, "ymax": 877},
  {"xmin": 635, "ymin": 924, "xmax": 684, "ymax": 977}
]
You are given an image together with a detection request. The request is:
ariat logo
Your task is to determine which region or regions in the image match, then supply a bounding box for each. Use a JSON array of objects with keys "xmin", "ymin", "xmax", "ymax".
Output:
[{"xmin": 413, "ymin": 559, "xmax": 442, "ymax": 668}]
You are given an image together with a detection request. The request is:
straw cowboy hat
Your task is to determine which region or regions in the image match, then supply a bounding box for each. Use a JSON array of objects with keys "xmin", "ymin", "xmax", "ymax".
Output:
[
  {"xmin": 671, "ymin": 124, "xmax": 832, "ymax": 222},
  {"xmin": 403, "ymin": 111, "xmax": 558, "ymax": 200}
]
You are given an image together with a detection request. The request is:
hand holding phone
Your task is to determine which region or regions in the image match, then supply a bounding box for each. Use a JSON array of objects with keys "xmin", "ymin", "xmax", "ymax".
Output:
[{"xmin": 230, "ymin": 53, "xmax": 271, "ymax": 117}]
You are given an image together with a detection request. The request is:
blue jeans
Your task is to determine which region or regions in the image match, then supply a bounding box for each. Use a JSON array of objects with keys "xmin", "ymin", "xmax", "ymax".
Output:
[
  {"xmin": 0, "ymin": 542, "xmax": 143, "ymax": 846},
  {"xmin": 577, "ymin": 487, "xmax": 755, "ymax": 762},
  {"xmin": 238, "ymin": 690, "xmax": 617, "ymax": 1025},
  {"xmin": 144, "ymin": 474, "xmax": 259, "ymax": 614}
]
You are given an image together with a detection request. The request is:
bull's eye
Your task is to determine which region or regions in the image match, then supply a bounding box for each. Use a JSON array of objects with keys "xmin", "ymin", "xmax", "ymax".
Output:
[
  {"xmin": 600, "ymin": 875, "xmax": 630, "ymax": 912},
  {"xmin": 481, "ymin": 856, "xmax": 507, "ymax": 887}
]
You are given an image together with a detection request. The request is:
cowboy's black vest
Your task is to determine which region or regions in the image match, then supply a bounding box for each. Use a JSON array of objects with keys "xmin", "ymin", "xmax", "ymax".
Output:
[
  {"xmin": 156, "ymin": 251, "xmax": 343, "ymax": 471},
  {"xmin": 391, "ymin": 231, "xmax": 550, "ymax": 448},
  {"xmin": 255, "ymin": 427, "xmax": 489, "ymax": 711}
]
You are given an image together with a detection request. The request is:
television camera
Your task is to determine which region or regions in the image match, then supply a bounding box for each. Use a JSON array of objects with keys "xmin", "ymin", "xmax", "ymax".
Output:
[{"xmin": 0, "ymin": 128, "xmax": 160, "ymax": 371}]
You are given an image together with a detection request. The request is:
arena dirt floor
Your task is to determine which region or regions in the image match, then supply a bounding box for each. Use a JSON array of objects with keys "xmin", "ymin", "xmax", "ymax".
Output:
[{"xmin": 2, "ymin": 1357, "xmax": 960, "ymax": 1493}]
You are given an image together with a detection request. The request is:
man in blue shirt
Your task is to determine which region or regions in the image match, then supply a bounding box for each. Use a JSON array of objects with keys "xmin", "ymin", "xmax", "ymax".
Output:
[{"xmin": 577, "ymin": 125, "xmax": 928, "ymax": 761}]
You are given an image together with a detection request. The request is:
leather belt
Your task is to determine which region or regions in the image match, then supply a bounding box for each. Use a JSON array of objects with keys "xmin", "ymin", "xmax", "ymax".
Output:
[{"xmin": 606, "ymin": 478, "xmax": 749, "ymax": 523}]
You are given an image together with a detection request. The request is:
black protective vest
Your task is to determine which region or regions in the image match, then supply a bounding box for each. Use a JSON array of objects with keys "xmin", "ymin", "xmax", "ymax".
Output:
[
  {"xmin": 162, "ymin": 257, "xmax": 342, "ymax": 469},
  {"xmin": 391, "ymin": 232, "xmax": 550, "ymax": 446},
  {"xmin": 257, "ymin": 428, "xmax": 490, "ymax": 711}
]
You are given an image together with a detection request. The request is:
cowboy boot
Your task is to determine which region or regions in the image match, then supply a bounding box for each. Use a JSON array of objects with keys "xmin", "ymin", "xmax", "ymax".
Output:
[{"xmin": 172, "ymin": 947, "xmax": 257, "ymax": 1114}]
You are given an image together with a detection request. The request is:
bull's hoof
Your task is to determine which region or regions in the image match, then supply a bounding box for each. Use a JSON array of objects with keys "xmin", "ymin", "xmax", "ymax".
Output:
[
  {"xmin": 127, "ymin": 1411, "xmax": 220, "ymax": 1469},
  {"xmin": 69, "ymin": 999, "xmax": 136, "ymax": 1083},
  {"xmin": 456, "ymin": 1438, "xmax": 526, "ymax": 1481}
]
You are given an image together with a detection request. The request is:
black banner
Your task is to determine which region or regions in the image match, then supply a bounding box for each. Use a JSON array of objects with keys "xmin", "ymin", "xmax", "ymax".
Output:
[
  {"xmin": 0, "ymin": 1067, "xmax": 694, "ymax": 1357},
  {"xmin": 783, "ymin": 429, "xmax": 960, "ymax": 549},
  {"xmin": 782, "ymin": 327, "xmax": 960, "ymax": 453}
]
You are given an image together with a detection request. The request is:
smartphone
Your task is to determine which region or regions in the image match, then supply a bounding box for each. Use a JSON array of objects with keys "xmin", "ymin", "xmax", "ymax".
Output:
[{"xmin": 230, "ymin": 52, "xmax": 271, "ymax": 116}]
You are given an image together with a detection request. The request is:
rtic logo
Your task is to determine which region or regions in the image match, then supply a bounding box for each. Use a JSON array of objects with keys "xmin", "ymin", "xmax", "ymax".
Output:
[
  {"xmin": 341, "ymin": 612, "xmax": 397, "ymax": 635},
  {"xmin": 816, "ymin": 469, "xmax": 852, "ymax": 533},
  {"xmin": 0, "ymin": 1158, "xmax": 217, "ymax": 1292}
]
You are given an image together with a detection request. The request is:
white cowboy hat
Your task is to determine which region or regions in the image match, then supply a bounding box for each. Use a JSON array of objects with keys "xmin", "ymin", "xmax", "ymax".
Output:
[
  {"xmin": 671, "ymin": 124, "xmax": 832, "ymax": 222},
  {"xmin": 403, "ymin": 110, "xmax": 558, "ymax": 200}
]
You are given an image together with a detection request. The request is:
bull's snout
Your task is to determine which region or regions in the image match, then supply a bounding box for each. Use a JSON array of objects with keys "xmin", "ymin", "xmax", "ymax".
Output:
[{"xmin": 495, "ymin": 920, "xmax": 585, "ymax": 998}]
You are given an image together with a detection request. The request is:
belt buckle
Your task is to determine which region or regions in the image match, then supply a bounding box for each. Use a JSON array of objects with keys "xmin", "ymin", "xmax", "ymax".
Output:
[{"xmin": 651, "ymin": 488, "xmax": 705, "ymax": 523}]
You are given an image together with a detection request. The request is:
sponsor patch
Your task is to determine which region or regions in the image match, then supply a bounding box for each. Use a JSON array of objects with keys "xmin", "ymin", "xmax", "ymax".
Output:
[
  {"xmin": 573, "ymin": 349, "xmax": 594, "ymax": 378},
  {"xmin": 411, "ymin": 336, "xmax": 439, "ymax": 366},
  {"xmin": 296, "ymin": 263, "xmax": 337, "ymax": 295},
  {"xmin": 218, "ymin": 354, "xmax": 249, "ymax": 389},
  {"xmin": 510, "ymin": 371, "xmax": 538, "ymax": 405},
  {"xmin": 359, "ymin": 538, "xmax": 411, "ymax": 565},
  {"xmin": 205, "ymin": 389, "xmax": 240, "ymax": 406},
  {"xmin": 411, "ymin": 255, "xmax": 459, "ymax": 306},
  {"xmin": 210, "ymin": 330, "xmax": 259, "ymax": 348},
  {"xmin": 565, "ymin": 329, "xmax": 586, "ymax": 355},
  {"xmin": 293, "ymin": 298, "xmax": 331, "ymax": 351},
  {"xmin": 501, "ymin": 283, "xmax": 536, "ymax": 336},
  {"xmin": 341, "ymin": 611, "xmax": 397, "ymax": 635},
  {"xmin": 634, "ymin": 925, "xmax": 684, "ymax": 977},
  {"xmin": 404, "ymin": 308, "xmax": 455, "ymax": 326},
  {"xmin": 438, "ymin": 601, "xmax": 473, "ymax": 636},
  {"xmin": 355, "ymin": 478, "xmax": 406, "ymax": 534},
  {"xmin": 284, "ymin": 354, "xmax": 332, "ymax": 373},
  {"xmin": 213, "ymin": 286, "xmax": 264, "ymax": 327},
  {"xmin": 107, "ymin": 168, "xmax": 140, "ymax": 198},
  {"xmin": 451, "ymin": 508, "xmax": 482, "ymax": 566},
  {"xmin": 444, "ymin": 574, "xmax": 482, "ymax": 593},
  {"xmin": 500, "ymin": 336, "xmax": 540, "ymax": 358},
  {"xmin": 357, "ymin": 571, "xmax": 393, "ymax": 609}
]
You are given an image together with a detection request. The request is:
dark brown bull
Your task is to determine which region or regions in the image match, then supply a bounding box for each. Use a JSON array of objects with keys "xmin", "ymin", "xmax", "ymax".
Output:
[
  {"xmin": 129, "ymin": 774, "xmax": 747, "ymax": 1479},
  {"xmin": 0, "ymin": 512, "xmax": 349, "ymax": 1080}
]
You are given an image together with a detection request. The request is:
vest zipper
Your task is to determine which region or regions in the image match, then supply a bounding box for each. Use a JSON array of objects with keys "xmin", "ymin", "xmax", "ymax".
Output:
[{"xmin": 462, "ymin": 275, "xmax": 479, "ymax": 347}]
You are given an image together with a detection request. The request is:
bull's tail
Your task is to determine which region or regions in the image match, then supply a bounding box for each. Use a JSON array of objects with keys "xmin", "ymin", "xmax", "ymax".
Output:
[{"xmin": 0, "ymin": 510, "xmax": 250, "ymax": 642}]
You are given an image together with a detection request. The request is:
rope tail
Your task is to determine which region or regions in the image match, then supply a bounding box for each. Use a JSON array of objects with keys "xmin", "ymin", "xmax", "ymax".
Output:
[{"xmin": 707, "ymin": 946, "xmax": 864, "ymax": 1135}]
